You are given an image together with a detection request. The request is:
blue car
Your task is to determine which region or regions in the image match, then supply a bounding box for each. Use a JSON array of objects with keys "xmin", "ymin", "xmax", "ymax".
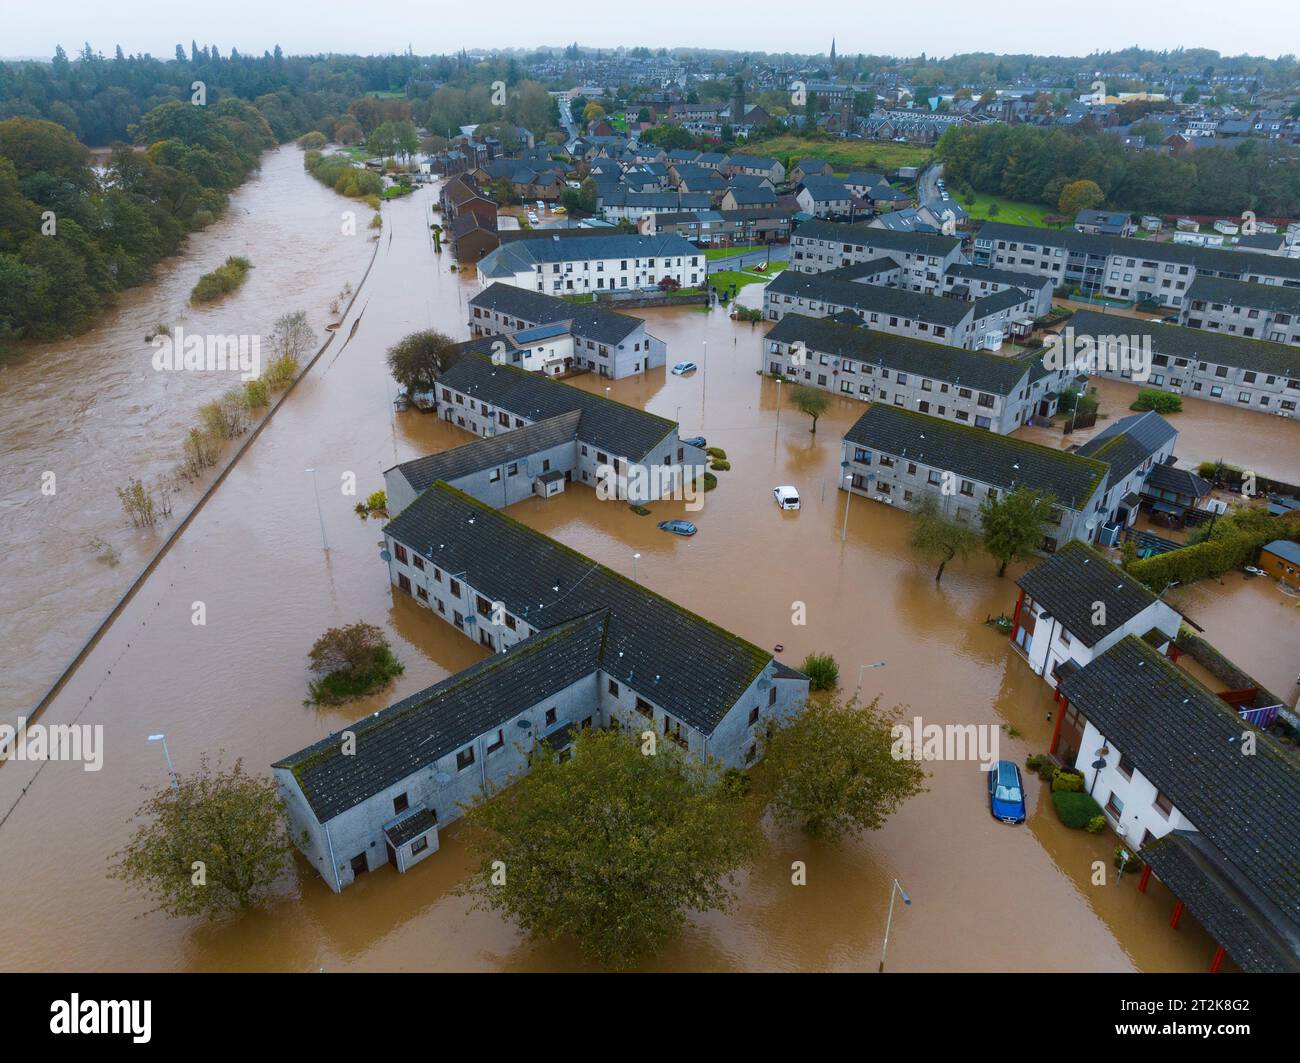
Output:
[
  {"xmin": 987, "ymin": 760, "xmax": 1026, "ymax": 824},
  {"xmin": 657, "ymin": 519, "xmax": 697, "ymax": 537},
  {"xmin": 682, "ymin": 436, "xmax": 707, "ymax": 449}
]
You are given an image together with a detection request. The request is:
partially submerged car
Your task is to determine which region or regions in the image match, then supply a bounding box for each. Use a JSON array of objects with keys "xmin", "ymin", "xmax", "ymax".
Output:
[{"xmin": 987, "ymin": 760, "xmax": 1027, "ymax": 825}]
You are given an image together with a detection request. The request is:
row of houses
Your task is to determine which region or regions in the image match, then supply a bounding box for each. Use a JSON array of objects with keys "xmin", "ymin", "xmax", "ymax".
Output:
[
  {"xmin": 763, "ymin": 265, "xmax": 1042, "ymax": 350},
  {"xmin": 273, "ymin": 481, "xmax": 809, "ymax": 892},
  {"xmin": 837, "ymin": 406, "xmax": 1200, "ymax": 549},
  {"xmin": 973, "ymin": 220, "xmax": 1300, "ymax": 322},
  {"xmin": 474, "ymin": 232, "xmax": 705, "ymax": 296},
  {"xmin": 1006, "ymin": 541, "xmax": 1300, "ymax": 972}
]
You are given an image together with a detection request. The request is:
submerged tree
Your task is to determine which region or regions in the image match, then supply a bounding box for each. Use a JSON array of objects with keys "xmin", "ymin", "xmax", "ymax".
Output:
[
  {"xmin": 909, "ymin": 493, "xmax": 979, "ymax": 582},
  {"xmin": 760, "ymin": 695, "xmax": 927, "ymax": 841},
  {"xmin": 457, "ymin": 727, "xmax": 758, "ymax": 969},
  {"xmin": 791, "ymin": 384, "xmax": 830, "ymax": 433},
  {"xmin": 979, "ymin": 485, "xmax": 1057, "ymax": 577},
  {"xmin": 110, "ymin": 755, "xmax": 292, "ymax": 917},
  {"xmin": 386, "ymin": 329, "xmax": 459, "ymax": 398}
]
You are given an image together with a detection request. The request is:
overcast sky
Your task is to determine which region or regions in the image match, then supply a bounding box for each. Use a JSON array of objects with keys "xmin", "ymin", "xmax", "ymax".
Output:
[{"xmin": 4, "ymin": 0, "xmax": 1299, "ymax": 61}]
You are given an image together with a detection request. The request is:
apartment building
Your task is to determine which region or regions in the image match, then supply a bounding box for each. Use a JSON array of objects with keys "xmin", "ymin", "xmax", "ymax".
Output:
[
  {"xmin": 973, "ymin": 221, "xmax": 1300, "ymax": 309},
  {"xmin": 766, "ymin": 313, "xmax": 1069, "ymax": 432},
  {"xmin": 1074, "ymin": 411, "xmax": 1179, "ymax": 526},
  {"xmin": 468, "ymin": 283, "xmax": 666, "ymax": 379},
  {"xmin": 790, "ymin": 219, "xmax": 963, "ymax": 292},
  {"xmin": 942, "ymin": 262, "xmax": 1055, "ymax": 319},
  {"xmin": 272, "ymin": 485, "xmax": 810, "ymax": 891},
  {"xmin": 476, "ymin": 233, "xmax": 704, "ymax": 295},
  {"xmin": 840, "ymin": 404, "xmax": 1110, "ymax": 550},
  {"xmin": 1069, "ymin": 310, "xmax": 1300, "ymax": 416},
  {"xmin": 1181, "ymin": 275, "xmax": 1300, "ymax": 345}
]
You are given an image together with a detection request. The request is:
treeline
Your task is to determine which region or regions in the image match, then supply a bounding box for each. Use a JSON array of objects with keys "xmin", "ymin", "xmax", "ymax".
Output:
[
  {"xmin": 0, "ymin": 100, "xmax": 275, "ymax": 343},
  {"xmin": 937, "ymin": 122, "xmax": 1300, "ymax": 218}
]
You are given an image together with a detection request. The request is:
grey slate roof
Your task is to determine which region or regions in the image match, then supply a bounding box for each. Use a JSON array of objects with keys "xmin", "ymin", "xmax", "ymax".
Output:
[
  {"xmin": 1187, "ymin": 273, "xmax": 1300, "ymax": 313},
  {"xmin": 795, "ymin": 218, "xmax": 962, "ymax": 259},
  {"xmin": 944, "ymin": 262, "xmax": 1052, "ymax": 290},
  {"xmin": 972, "ymin": 287, "xmax": 1033, "ymax": 319},
  {"xmin": 1145, "ymin": 462, "xmax": 1212, "ymax": 500},
  {"xmin": 1069, "ymin": 310, "xmax": 1300, "ymax": 377},
  {"xmin": 1076, "ymin": 411, "xmax": 1178, "ymax": 484},
  {"xmin": 767, "ymin": 269, "xmax": 974, "ymax": 328},
  {"xmin": 844, "ymin": 405, "xmax": 1109, "ymax": 509},
  {"xmin": 1060, "ymin": 636, "xmax": 1300, "ymax": 928},
  {"xmin": 274, "ymin": 611, "xmax": 610, "ymax": 821},
  {"xmin": 437, "ymin": 347, "xmax": 674, "ymax": 462},
  {"xmin": 388, "ymin": 411, "xmax": 581, "ymax": 493},
  {"xmin": 469, "ymin": 282, "xmax": 641, "ymax": 346},
  {"xmin": 381, "ymin": 483, "xmax": 776, "ymax": 736},
  {"xmin": 1141, "ymin": 831, "xmax": 1300, "ymax": 973},
  {"xmin": 975, "ymin": 220, "xmax": 1300, "ymax": 283},
  {"xmin": 477, "ymin": 233, "xmax": 699, "ymax": 279},
  {"xmin": 1016, "ymin": 541, "xmax": 1162, "ymax": 648},
  {"xmin": 768, "ymin": 313, "xmax": 1038, "ymax": 395}
]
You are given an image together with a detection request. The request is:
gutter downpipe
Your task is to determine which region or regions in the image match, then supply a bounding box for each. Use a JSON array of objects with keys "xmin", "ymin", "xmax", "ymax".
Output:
[{"xmin": 323, "ymin": 820, "xmax": 342, "ymax": 893}]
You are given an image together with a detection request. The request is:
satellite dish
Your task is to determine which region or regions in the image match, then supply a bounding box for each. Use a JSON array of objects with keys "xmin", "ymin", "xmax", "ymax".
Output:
[{"xmin": 379, "ymin": 549, "xmax": 392, "ymax": 562}]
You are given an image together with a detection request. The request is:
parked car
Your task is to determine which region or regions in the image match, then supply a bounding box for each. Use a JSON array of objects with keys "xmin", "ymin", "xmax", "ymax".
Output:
[
  {"xmin": 657, "ymin": 519, "xmax": 697, "ymax": 537},
  {"xmin": 527, "ymin": 211, "xmax": 539, "ymax": 224},
  {"xmin": 681, "ymin": 435, "xmax": 707, "ymax": 448},
  {"xmin": 773, "ymin": 485, "xmax": 801, "ymax": 510},
  {"xmin": 553, "ymin": 205, "xmax": 567, "ymax": 215},
  {"xmin": 987, "ymin": 760, "xmax": 1027, "ymax": 824},
  {"xmin": 671, "ymin": 361, "xmax": 698, "ymax": 375}
]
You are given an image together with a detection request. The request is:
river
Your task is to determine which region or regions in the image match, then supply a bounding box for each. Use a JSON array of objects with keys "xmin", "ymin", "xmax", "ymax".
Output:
[{"xmin": 1, "ymin": 170, "xmax": 1291, "ymax": 971}]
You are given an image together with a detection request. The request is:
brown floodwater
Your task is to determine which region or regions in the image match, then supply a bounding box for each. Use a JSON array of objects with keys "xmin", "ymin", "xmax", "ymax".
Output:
[
  {"xmin": 0, "ymin": 146, "xmax": 375, "ymax": 722},
  {"xmin": 2, "ymin": 174, "xmax": 1283, "ymax": 972}
]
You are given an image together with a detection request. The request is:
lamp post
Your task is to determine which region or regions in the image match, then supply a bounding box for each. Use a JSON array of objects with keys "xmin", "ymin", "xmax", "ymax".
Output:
[
  {"xmin": 632, "ymin": 552, "xmax": 641, "ymax": 582},
  {"xmin": 855, "ymin": 660, "xmax": 886, "ymax": 695},
  {"xmin": 878, "ymin": 878, "xmax": 911, "ymax": 973},
  {"xmin": 840, "ymin": 461, "xmax": 854, "ymax": 542},
  {"xmin": 305, "ymin": 467, "xmax": 328, "ymax": 550},
  {"xmin": 147, "ymin": 734, "xmax": 180, "ymax": 795}
]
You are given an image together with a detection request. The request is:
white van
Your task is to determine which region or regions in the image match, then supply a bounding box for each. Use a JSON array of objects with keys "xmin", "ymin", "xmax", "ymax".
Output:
[{"xmin": 773, "ymin": 485, "xmax": 801, "ymax": 510}]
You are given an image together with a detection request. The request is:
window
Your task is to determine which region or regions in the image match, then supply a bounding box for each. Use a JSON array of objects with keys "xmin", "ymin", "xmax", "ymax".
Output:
[
  {"xmin": 1117, "ymin": 752, "xmax": 1134, "ymax": 780},
  {"xmin": 456, "ymin": 746, "xmax": 476, "ymax": 771},
  {"xmin": 1105, "ymin": 792, "xmax": 1124, "ymax": 819},
  {"xmin": 410, "ymin": 836, "xmax": 428, "ymax": 856},
  {"xmin": 1154, "ymin": 790, "xmax": 1174, "ymax": 818},
  {"xmin": 545, "ymin": 707, "xmax": 557, "ymax": 726},
  {"xmin": 748, "ymin": 706, "xmax": 760, "ymax": 725},
  {"xmin": 394, "ymin": 543, "xmax": 408, "ymax": 564},
  {"xmin": 487, "ymin": 729, "xmax": 505, "ymax": 753},
  {"xmin": 635, "ymin": 696, "xmax": 653, "ymax": 718},
  {"xmin": 393, "ymin": 793, "xmax": 409, "ymax": 815}
]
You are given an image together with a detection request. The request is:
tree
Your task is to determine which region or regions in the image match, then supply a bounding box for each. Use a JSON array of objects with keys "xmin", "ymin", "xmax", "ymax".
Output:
[
  {"xmin": 909, "ymin": 494, "xmax": 979, "ymax": 582},
  {"xmin": 979, "ymin": 485, "xmax": 1057, "ymax": 577},
  {"xmin": 760, "ymin": 695, "xmax": 927, "ymax": 841},
  {"xmin": 1057, "ymin": 178, "xmax": 1105, "ymax": 219},
  {"xmin": 582, "ymin": 100, "xmax": 606, "ymax": 125},
  {"xmin": 791, "ymin": 384, "xmax": 830, "ymax": 433},
  {"xmin": 306, "ymin": 620, "xmax": 403, "ymax": 705},
  {"xmin": 457, "ymin": 727, "xmax": 757, "ymax": 969},
  {"xmin": 386, "ymin": 329, "xmax": 458, "ymax": 397},
  {"xmin": 109, "ymin": 755, "xmax": 292, "ymax": 917},
  {"xmin": 268, "ymin": 310, "xmax": 317, "ymax": 363}
]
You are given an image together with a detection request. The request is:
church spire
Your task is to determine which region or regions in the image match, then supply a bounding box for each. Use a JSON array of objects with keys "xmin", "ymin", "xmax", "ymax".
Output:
[{"xmin": 830, "ymin": 38, "xmax": 837, "ymax": 65}]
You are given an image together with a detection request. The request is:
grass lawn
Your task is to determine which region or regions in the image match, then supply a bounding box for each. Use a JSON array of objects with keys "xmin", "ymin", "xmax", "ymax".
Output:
[
  {"xmin": 745, "ymin": 135, "xmax": 932, "ymax": 173},
  {"xmin": 958, "ymin": 192, "xmax": 1059, "ymax": 228},
  {"xmin": 708, "ymin": 262, "xmax": 787, "ymax": 291},
  {"xmin": 704, "ymin": 245, "xmax": 764, "ymax": 260}
]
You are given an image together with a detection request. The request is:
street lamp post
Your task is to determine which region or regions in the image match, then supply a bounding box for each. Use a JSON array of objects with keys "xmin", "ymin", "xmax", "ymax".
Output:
[
  {"xmin": 840, "ymin": 462, "xmax": 853, "ymax": 542},
  {"xmin": 632, "ymin": 552, "xmax": 641, "ymax": 582},
  {"xmin": 305, "ymin": 467, "xmax": 328, "ymax": 550},
  {"xmin": 147, "ymin": 733, "xmax": 180, "ymax": 795},
  {"xmin": 878, "ymin": 878, "xmax": 912, "ymax": 973},
  {"xmin": 855, "ymin": 660, "xmax": 886, "ymax": 694}
]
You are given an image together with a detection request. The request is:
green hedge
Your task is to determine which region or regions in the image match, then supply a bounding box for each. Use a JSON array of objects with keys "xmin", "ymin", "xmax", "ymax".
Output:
[
  {"xmin": 1052, "ymin": 790, "xmax": 1104, "ymax": 829},
  {"xmin": 1127, "ymin": 514, "xmax": 1296, "ymax": 589}
]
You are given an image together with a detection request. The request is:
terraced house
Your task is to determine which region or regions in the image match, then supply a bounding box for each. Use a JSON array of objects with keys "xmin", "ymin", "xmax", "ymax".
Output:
[
  {"xmin": 973, "ymin": 221, "xmax": 1300, "ymax": 309},
  {"xmin": 1069, "ymin": 310, "xmax": 1300, "ymax": 416},
  {"xmin": 415, "ymin": 338, "xmax": 704, "ymax": 502},
  {"xmin": 468, "ymin": 283, "xmax": 665, "ymax": 379},
  {"xmin": 840, "ymin": 404, "xmax": 1110, "ymax": 550},
  {"xmin": 272, "ymin": 485, "xmax": 810, "ymax": 891},
  {"xmin": 764, "ymin": 268, "xmax": 1035, "ymax": 350},
  {"xmin": 1181, "ymin": 275, "xmax": 1300, "ymax": 346},
  {"xmin": 475, "ymin": 233, "xmax": 703, "ymax": 296},
  {"xmin": 790, "ymin": 220, "xmax": 963, "ymax": 292},
  {"xmin": 766, "ymin": 313, "xmax": 1070, "ymax": 431}
]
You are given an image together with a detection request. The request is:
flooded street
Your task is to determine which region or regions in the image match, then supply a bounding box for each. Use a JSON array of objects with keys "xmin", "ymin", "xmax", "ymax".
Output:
[
  {"xmin": 0, "ymin": 174, "xmax": 1283, "ymax": 972},
  {"xmin": 0, "ymin": 147, "xmax": 374, "ymax": 721}
]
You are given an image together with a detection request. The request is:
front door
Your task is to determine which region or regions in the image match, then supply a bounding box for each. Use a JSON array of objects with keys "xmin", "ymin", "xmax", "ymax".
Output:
[{"xmin": 350, "ymin": 853, "xmax": 368, "ymax": 877}]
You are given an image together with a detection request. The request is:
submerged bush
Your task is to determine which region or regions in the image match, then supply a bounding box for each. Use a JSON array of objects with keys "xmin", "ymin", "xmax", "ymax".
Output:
[{"xmin": 190, "ymin": 256, "xmax": 253, "ymax": 305}]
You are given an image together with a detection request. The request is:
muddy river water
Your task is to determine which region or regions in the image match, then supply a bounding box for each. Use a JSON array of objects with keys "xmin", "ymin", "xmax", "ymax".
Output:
[{"xmin": 0, "ymin": 167, "xmax": 1293, "ymax": 972}]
